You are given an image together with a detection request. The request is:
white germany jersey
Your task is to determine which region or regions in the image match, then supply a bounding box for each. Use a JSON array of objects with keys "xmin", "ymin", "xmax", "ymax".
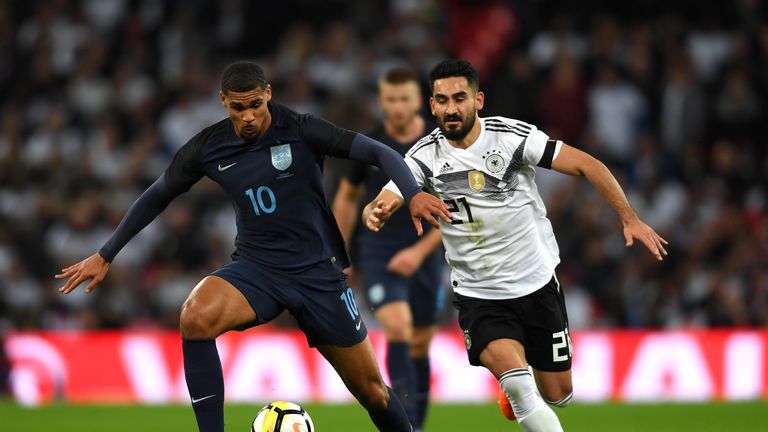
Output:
[{"xmin": 384, "ymin": 117, "xmax": 562, "ymax": 299}]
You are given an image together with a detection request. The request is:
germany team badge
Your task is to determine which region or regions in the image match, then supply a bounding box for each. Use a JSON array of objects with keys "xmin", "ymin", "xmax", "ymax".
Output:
[{"xmin": 468, "ymin": 170, "xmax": 485, "ymax": 192}]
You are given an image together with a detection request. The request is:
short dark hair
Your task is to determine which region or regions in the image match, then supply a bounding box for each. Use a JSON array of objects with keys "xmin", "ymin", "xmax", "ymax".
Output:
[
  {"xmin": 429, "ymin": 59, "xmax": 479, "ymax": 92},
  {"xmin": 380, "ymin": 67, "xmax": 419, "ymax": 85},
  {"xmin": 220, "ymin": 61, "xmax": 267, "ymax": 93}
]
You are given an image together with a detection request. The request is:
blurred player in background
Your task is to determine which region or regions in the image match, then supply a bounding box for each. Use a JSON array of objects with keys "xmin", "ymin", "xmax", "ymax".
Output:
[
  {"xmin": 333, "ymin": 67, "xmax": 444, "ymax": 431},
  {"xmin": 55, "ymin": 61, "xmax": 452, "ymax": 432},
  {"xmin": 363, "ymin": 59, "xmax": 667, "ymax": 431}
]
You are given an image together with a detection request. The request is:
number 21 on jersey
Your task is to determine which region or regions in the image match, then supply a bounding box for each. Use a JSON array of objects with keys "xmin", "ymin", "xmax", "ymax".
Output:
[{"xmin": 443, "ymin": 197, "xmax": 474, "ymax": 224}]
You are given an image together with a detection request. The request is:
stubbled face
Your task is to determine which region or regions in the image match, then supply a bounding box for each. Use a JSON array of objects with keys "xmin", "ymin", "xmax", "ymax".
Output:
[
  {"xmin": 220, "ymin": 84, "xmax": 272, "ymax": 141},
  {"xmin": 378, "ymin": 81, "xmax": 422, "ymax": 131},
  {"xmin": 430, "ymin": 76, "xmax": 484, "ymax": 141}
]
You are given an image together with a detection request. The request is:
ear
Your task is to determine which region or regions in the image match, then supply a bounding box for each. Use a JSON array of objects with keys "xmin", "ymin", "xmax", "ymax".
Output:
[
  {"xmin": 475, "ymin": 91, "xmax": 485, "ymax": 111},
  {"xmin": 219, "ymin": 91, "xmax": 226, "ymax": 106},
  {"xmin": 264, "ymin": 84, "xmax": 272, "ymax": 102},
  {"xmin": 429, "ymin": 96, "xmax": 436, "ymax": 116}
]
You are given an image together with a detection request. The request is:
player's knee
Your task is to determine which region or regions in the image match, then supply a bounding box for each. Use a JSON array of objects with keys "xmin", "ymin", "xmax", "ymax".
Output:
[
  {"xmin": 542, "ymin": 385, "xmax": 573, "ymax": 408},
  {"xmin": 410, "ymin": 339, "xmax": 430, "ymax": 358},
  {"xmin": 384, "ymin": 325, "xmax": 411, "ymax": 342},
  {"xmin": 356, "ymin": 379, "xmax": 390, "ymax": 411},
  {"xmin": 179, "ymin": 302, "xmax": 220, "ymax": 339}
]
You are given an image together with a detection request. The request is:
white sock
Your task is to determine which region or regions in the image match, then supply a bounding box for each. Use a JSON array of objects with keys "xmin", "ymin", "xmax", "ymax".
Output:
[{"xmin": 499, "ymin": 369, "xmax": 564, "ymax": 432}]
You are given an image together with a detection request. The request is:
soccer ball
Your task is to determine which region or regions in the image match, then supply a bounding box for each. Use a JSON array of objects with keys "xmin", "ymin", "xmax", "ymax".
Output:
[{"xmin": 251, "ymin": 401, "xmax": 314, "ymax": 432}]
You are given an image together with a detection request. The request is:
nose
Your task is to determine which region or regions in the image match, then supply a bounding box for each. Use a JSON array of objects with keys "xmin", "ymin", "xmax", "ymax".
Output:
[
  {"xmin": 243, "ymin": 110, "xmax": 255, "ymax": 123},
  {"xmin": 445, "ymin": 99, "xmax": 458, "ymax": 115}
]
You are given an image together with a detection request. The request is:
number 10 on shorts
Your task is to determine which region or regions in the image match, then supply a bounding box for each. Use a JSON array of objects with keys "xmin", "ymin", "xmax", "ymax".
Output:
[
  {"xmin": 340, "ymin": 287, "xmax": 360, "ymax": 320},
  {"xmin": 552, "ymin": 328, "xmax": 573, "ymax": 362}
]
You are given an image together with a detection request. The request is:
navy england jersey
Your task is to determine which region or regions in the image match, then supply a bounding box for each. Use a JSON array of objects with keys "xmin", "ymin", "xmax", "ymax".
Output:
[
  {"xmin": 346, "ymin": 121, "xmax": 435, "ymax": 257},
  {"xmin": 164, "ymin": 102, "xmax": 351, "ymax": 271}
]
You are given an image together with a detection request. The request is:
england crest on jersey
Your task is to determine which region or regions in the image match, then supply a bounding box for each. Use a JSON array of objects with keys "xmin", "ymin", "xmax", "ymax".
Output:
[{"xmin": 270, "ymin": 144, "xmax": 292, "ymax": 170}]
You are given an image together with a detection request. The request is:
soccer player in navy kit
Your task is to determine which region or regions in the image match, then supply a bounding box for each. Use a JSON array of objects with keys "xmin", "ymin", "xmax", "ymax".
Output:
[
  {"xmin": 333, "ymin": 67, "xmax": 444, "ymax": 431},
  {"xmin": 55, "ymin": 61, "xmax": 451, "ymax": 432}
]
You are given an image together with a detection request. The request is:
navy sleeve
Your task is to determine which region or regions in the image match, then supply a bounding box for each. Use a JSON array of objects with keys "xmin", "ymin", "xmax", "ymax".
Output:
[
  {"xmin": 163, "ymin": 137, "xmax": 206, "ymax": 195},
  {"xmin": 98, "ymin": 176, "xmax": 176, "ymax": 262},
  {"xmin": 348, "ymin": 134, "xmax": 421, "ymax": 202},
  {"xmin": 98, "ymin": 138, "xmax": 205, "ymax": 262},
  {"xmin": 342, "ymin": 160, "xmax": 366, "ymax": 186},
  {"xmin": 298, "ymin": 114, "xmax": 355, "ymax": 158}
]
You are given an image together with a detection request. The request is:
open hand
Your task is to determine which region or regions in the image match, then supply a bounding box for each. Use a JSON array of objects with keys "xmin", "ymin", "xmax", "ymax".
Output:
[
  {"xmin": 408, "ymin": 192, "xmax": 452, "ymax": 236},
  {"xmin": 55, "ymin": 253, "xmax": 110, "ymax": 294},
  {"xmin": 623, "ymin": 217, "xmax": 668, "ymax": 261}
]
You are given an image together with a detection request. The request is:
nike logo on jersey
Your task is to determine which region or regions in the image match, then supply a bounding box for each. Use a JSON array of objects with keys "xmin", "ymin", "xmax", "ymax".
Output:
[
  {"xmin": 191, "ymin": 394, "xmax": 216, "ymax": 404},
  {"xmin": 218, "ymin": 162, "xmax": 237, "ymax": 171},
  {"xmin": 355, "ymin": 319, "xmax": 362, "ymax": 331}
]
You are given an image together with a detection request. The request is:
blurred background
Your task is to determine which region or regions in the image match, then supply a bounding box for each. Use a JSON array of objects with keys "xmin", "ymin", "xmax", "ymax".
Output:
[{"xmin": 0, "ymin": 0, "xmax": 767, "ymax": 423}]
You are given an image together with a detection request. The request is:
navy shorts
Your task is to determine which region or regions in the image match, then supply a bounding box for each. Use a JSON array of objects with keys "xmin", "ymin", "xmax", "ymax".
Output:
[
  {"xmin": 212, "ymin": 258, "xmax": 367, "ymax": 348},
  {"xmin": 359, "ymin": 252, "xmax": 445, "ymax": 327}
]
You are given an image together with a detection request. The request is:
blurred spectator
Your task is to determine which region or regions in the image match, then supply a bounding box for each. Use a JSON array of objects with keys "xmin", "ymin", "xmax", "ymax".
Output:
[
  {"xmin": 537, "ymin": 52, "xmax": 587, "ymax": 145},
  {"xmin": 587, "ymin": 62, "xmax": 647, "ymax": 165}
]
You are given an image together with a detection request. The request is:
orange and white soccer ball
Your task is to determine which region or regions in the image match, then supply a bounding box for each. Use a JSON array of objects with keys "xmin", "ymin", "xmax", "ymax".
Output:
[{"xmin": 251, "ymin": 401, "xmax": 314, "ymax": 432}]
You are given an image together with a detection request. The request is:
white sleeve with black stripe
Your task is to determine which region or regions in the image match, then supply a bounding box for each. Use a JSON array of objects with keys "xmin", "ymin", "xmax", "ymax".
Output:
[{"xmin": 522, "ymin": 128, "xmax": 562, "ymax": 169}]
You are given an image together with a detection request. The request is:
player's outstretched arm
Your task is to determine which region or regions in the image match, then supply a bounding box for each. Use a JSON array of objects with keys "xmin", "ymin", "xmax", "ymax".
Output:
[
  {"xmin": 55, "ymin": 253, "xmax": 110, "ymax": 294},
  {"xmin": 551, "ymin": 143, "xmax": 668, "ymax": 261},
  {"xmin": 55, "ymin": 175, "xmax": 185, "ymax": 294}
]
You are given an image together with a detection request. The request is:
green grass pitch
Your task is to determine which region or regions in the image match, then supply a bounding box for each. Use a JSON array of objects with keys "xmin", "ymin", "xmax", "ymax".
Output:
[{"xmin": 1, "ymin": 400, "xmax": 766, "ymax": 431}]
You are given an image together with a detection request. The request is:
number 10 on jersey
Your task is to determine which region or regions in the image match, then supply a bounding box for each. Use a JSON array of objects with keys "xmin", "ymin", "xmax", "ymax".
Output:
[{"xmin": 245, "ymin": 186, "xmax": 276, "ymax": 215}]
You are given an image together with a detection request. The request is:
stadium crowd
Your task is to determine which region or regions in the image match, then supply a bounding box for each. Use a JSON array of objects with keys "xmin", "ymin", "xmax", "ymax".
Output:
[{"xmin": 0, "ymin": 0, "xmax": 766, "ymax": 332}]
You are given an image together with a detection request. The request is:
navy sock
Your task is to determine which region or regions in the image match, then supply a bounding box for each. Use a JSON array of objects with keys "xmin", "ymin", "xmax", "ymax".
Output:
[
  {"xmin": 367, "ymin": 386, "xmax": 413, "ymax": 432},
  {"xmin": 413, "ymin": 357, "xmax": 431, "ymax": 430},
  {"xmin": 183, "ymin": 339, "xmax": 224, "ymax": 432},
  {"xmin": 386, "ymin": 341, "xmax": 417, "ymax": 423}
]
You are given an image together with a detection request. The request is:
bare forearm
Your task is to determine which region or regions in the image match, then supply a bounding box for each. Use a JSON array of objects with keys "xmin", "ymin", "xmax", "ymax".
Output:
[
  {"xmin": 410, "ymin": 227, "xmax": 442, "ymax": 257},
  {"xmin": 583, "ymin": 158, "xmax": 637, "ymax": 223}
]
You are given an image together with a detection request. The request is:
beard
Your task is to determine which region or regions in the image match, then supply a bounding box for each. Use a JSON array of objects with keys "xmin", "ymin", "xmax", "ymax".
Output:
[{"xmin": 439, "ymin": 109, "xmax": 476, "ymax": 140}]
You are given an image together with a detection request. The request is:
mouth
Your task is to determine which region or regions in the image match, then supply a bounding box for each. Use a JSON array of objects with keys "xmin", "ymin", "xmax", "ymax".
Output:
[{"xmin": 444, "ymin": 119, "xmax": 462, "ymax": 128}]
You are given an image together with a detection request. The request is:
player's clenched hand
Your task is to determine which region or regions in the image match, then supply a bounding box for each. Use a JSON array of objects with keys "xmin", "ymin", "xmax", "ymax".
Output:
[
  {"xmin": 409, "ymin": 191, "xmax": 451, "ymax": 236},
  {"xmin": 55, "ymin": 253, "xmax": 110, "ymax": 294},
  {"xmin": 623, "ymin": 217, "xmax": 668, "ymax": 261},
  {"xmin": 365, "ymin": 199, "xmax": 399, "ymax": 232}
]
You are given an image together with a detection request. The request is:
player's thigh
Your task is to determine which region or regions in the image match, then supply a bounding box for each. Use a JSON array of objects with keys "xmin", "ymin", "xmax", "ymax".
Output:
[
  {"xmin": 375, "ymin": 301, "xmax": 413, "ymax": 341},
  {"xmin": 316, "ymin": 337, "xmax": 388, "ymax": 407},
  {"xmin": 411, "ymin": 325, "xmax": 437, "ymax": 358},
  {"xmin": 453, "ymin": 293, "xmax": 527, "ymax": 374},
  {"xmin": 479, "ymin": 338, "xmax": 528, "ymax": 378},
  {"xmin": 180, "ymin": 275, "xmax": 257, "ymax": 338},
  {"xmin": 533, "ymin": 368, "xmax": 573, "ymax": 403}
]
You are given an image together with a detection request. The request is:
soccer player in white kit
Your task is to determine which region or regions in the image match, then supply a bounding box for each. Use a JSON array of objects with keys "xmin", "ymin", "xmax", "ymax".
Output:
[{"xmin": 362, "ymin": 60, "xmax": 667, "ymax": 432}]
